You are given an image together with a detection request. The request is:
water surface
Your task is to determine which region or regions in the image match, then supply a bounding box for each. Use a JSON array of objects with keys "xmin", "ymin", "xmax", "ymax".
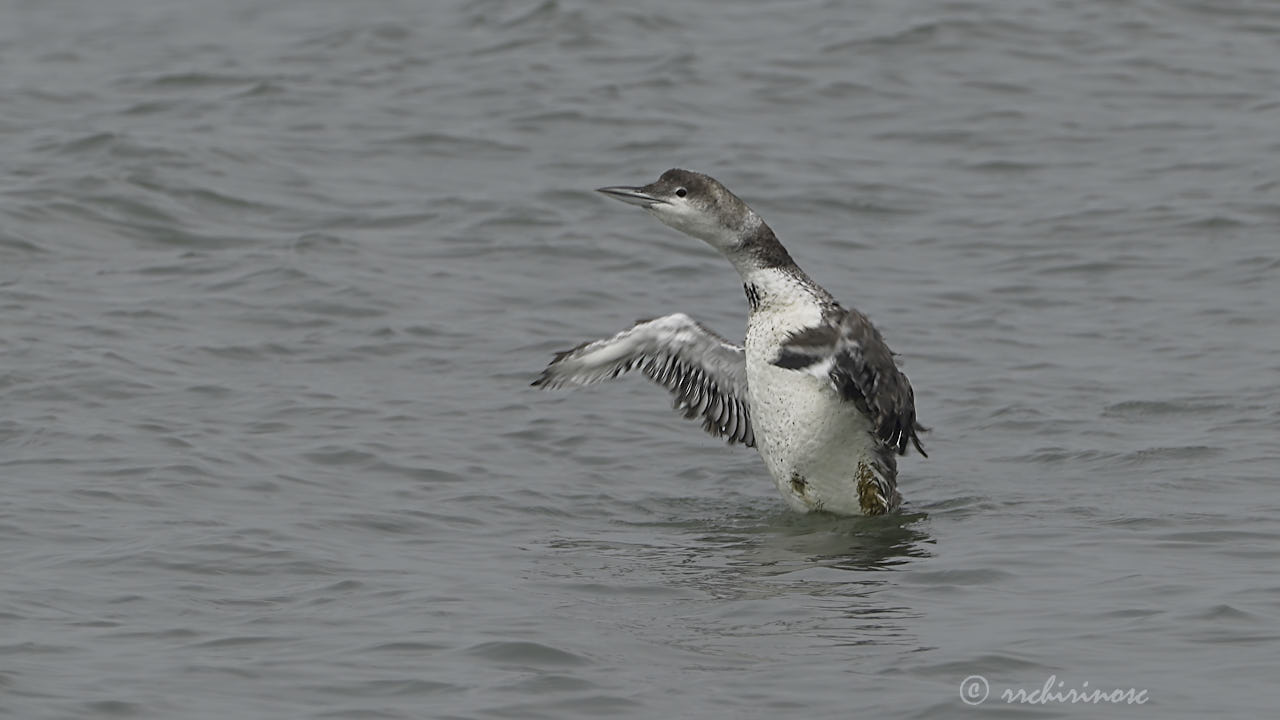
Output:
[{"xmin": 3, "ymin": 0, "xmax": 1279, "ymax": 717}]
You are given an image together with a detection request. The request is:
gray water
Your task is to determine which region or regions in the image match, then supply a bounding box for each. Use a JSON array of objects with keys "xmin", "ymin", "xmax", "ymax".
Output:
[{"xmin": 3, "ymin": 0, "xmax": 1279, "ymax": 717}]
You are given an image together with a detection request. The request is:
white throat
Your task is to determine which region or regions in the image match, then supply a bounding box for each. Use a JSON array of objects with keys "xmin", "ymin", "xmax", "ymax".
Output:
[{"xmin": 649, "ymin": 206, "xmax": 765, "ymax": 265}]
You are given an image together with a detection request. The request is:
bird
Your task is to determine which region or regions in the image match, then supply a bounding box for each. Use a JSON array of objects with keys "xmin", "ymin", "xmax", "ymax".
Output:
[{"xmin": 532, "ymin": 169, "xmax": 926, "ymax": 516}]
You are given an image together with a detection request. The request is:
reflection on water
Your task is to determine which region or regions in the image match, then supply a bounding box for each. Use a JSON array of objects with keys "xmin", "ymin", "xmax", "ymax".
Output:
[
  {"xmin": 545, "ymin": 500, "xmax": 934, "ymax": 656},
  {"xmin": 725, "ymin": 509, "xmax": 934, "ymax": 574},
  {"xmin": 580, "ymin": 496, "xmax": 935, "ymax": 578}
]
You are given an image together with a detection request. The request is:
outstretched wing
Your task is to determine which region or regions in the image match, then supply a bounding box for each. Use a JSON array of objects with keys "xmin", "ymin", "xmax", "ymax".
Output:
[
  {"xmin": 533, "ymin": 313, "xmax": 754, "ymax": 446},
  {"xmin": 773, "ymin": 308, "xmax": 927, "ymax": 457}
]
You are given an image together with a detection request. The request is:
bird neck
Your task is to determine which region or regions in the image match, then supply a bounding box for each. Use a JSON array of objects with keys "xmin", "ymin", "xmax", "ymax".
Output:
[
  {"xmin": 732, "ymin": 227, "xmax": 827, "ymax": 313},
  {"xmin": 741, "ymin": 265, "xmax": 821, "ymax": 312},
  {"xmin": 725, "ymin": 221, "xmax": 797, "ymax": 275}
]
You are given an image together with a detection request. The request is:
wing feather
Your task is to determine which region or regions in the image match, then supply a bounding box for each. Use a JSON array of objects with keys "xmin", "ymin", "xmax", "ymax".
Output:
[
  {"xmin": 533, "ymin": 313, "xmax": 755, "ymax": 447},
  {"xmin": 773, "ymin": 308, "xmax": 927, "ymax": 457}
]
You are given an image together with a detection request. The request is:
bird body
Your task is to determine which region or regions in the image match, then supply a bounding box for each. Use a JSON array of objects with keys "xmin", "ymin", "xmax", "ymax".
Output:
[
  {"xmin": 534, "ymin": 169, "xmax": 925, "ymax": 516},
  {"xmin": 739, "ymin": 267, "xmax": 887, "ymax": 514}
]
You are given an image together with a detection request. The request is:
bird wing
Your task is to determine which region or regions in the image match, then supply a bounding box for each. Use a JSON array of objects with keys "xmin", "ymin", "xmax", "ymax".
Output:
[
  {"xmin": 533, "ymin": 313, "xmax": 754, "ymax": 447},
  {"xmin": 772, "ymin": 307, "xmax": 927, "ymax": 456}
]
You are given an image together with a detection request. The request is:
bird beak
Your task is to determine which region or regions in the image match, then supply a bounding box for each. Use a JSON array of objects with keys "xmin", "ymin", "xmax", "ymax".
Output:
[{"xmin": 596, "ymin": 185, "xmax": 665, "ymax": 208}]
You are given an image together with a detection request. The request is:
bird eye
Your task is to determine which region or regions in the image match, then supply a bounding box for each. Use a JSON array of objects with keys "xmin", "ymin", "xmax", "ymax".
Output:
[{"xmin": 675, "ymin": 187, "xmax": 687, "ymax": 198}]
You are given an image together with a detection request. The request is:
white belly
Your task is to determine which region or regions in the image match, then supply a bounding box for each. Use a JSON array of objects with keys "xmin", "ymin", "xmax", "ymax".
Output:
[{"xmin": 744, "ymin": 303, "xmax": 888, "ymax": 515}]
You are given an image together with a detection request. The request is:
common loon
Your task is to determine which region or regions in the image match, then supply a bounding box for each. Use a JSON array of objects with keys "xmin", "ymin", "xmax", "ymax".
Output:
[{"xmin": 533, "ymin": 169, "xmax": 927, "ymax": 516}]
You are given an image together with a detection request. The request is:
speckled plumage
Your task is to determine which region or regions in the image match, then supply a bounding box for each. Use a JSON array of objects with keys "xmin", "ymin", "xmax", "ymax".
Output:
[{"xmin": 534, "ymin": 169, "xmax": 926, "ymax": 516}]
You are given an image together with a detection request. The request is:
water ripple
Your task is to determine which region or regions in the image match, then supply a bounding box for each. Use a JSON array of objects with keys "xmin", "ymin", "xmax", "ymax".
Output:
[{"xmin": 2, "ymin": 0, "xmax": 1277, "ymax": 717}]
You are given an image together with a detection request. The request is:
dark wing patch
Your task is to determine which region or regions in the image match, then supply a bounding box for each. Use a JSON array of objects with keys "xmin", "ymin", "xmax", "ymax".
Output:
[
  {"xmin": 533, "ymin": 313, "xmax": 754, "ymax": 447},
  {"xmin": 772, "ymin": 309, "xmax": 927, "ymax": 457}
]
